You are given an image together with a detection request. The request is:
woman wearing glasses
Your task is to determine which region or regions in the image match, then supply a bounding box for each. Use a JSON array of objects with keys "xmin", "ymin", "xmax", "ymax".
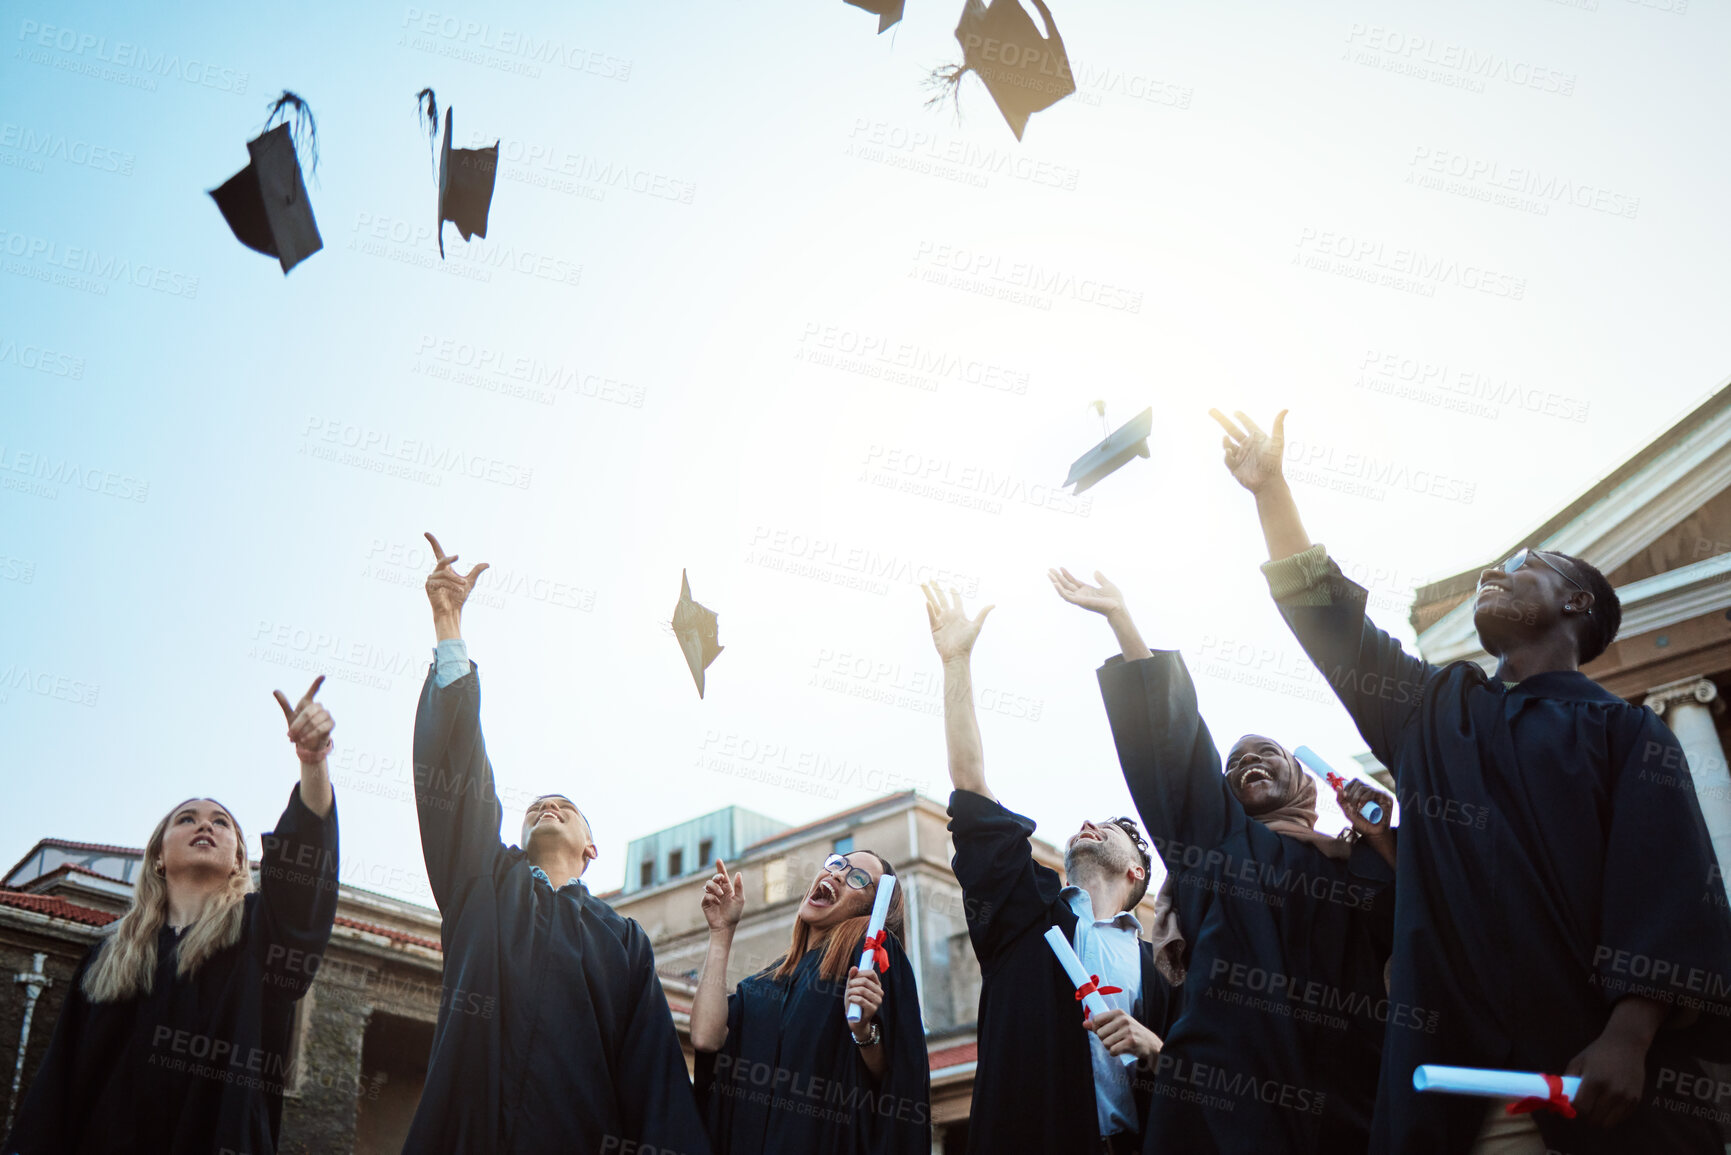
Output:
[{"xmin": 691, "ymin": 850, "xmax": 931, "ymax": 1155}]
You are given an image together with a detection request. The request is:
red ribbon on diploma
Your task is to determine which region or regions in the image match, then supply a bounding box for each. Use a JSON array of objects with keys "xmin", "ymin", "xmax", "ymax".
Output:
[
  {"xmin": 1074, "ymin": 975, "xmax": 1123, "ymax": 1019},
  {"xmin": 861, "ymin": 930, "xmax": 889, "ymax": 974},
  {"xmin": 1506, "ymin": 1074, "xmax": 1576, "ymax": 1119}
]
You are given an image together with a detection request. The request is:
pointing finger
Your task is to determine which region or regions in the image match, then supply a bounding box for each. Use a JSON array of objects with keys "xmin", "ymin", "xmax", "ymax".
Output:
[
  {"xmin": 273, "ymin": 689, "xmax": 295, "ymax": 724},
  {"xmin": 1207, "ymin": 408, "xmax": 1245, "ymax": 440},
  {"xmin": 424, "ymin": 532, "xmax": 450, "ymax": 565},
  {"xmin": 297, "ymin": 675, "xmax": 326, "ymax": 711}
]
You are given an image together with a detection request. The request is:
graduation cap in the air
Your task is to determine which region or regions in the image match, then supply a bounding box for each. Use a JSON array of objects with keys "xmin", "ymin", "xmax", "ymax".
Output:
[
  {"xmin": 208, "ymin": 92, "xmax": 323, "ymax": 274},
  {"xmin": 416, "ymin": 89, "xmax": 498, "ymax": 259},
  {"xmin": 672, "ymin": 570, "xmax": 724, "ymax": 699},
  {"xmin": 845, "ymin": 0, "xmax": 905, "ymax": 34},
  {"xmin": 1064, "ymin": 404, "xmax": 1153, "ymax": 493},
  {"xmin": 942, "ymin": 0, "xmax": 1076, "ymax": 140}
]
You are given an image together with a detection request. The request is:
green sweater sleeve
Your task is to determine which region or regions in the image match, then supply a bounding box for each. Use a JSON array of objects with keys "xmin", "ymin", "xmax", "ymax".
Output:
[{"xmin": 1259, "ymin": 542, "xmax": 1333, "ymax": 605}]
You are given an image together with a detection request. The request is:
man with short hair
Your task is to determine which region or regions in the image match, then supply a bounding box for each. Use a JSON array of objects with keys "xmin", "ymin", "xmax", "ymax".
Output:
[
  {"xmin": 402, "ymin": 532, "xmax": 710, "ymax": 1155},
  {"xmin": 1214, "ymin": 409, "xmax": 1731, "ymax": 1154},
  {"xmin": 926, "ymin": 584, "xmax": 1172, "ymax": 1155}
]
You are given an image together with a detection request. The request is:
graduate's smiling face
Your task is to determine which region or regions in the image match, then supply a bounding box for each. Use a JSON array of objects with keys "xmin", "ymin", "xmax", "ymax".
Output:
[
  {"xmin": 521, "ymin": 795, "xmax": 597, "ymax": 867},
  {"xmin": 1063, "ymin": 820, "xmax": 1135, "ymax": 877},
  {"xmin": 158, "ymin": 799, "xmax": 242, "ymax": 882},
  {"xmin": 796, "ymin": 852, "xmax": 881, "ymax": 930},
  {"xmin": 1473, "ymin": 551, "xmax": 1590, "ymax": 657},
  {"xmin": 1225, "ymin": 736, "xmax": 1296, "ymax": 816}
]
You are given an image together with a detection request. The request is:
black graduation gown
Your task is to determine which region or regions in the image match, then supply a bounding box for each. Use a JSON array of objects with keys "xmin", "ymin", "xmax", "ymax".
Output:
[
  {"xmin": 4, "ymin": 785, "xmax": 338, "ymax": 1155},
  {"xmin": 692, "ymin": 935, "xmax": 931, "ymax": 1155},
  {"xmin": 1277, "ymin": 556, "xmax": 1731, "ymax": 1155},
  {"xmin": 403, "ymin": 662, "xmax": 712, "ymax": 1155},
  {"xmin": 1096, "ymin": 651, "xmax": 1396, "ymax": 1155},
  {"xmin": 947, "ymin": 788, "xmax": 1176, "ymax": 1155}
]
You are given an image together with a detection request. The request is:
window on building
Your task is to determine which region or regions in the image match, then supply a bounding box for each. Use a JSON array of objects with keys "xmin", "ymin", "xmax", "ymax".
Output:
[
  {"xmin": 698, "ymin": 838, "xmax": 713, "ymax": 865},
  {"xmin": 763, "ymin": 857, "xmax": 789, "ymax": 904},
  {"xmin": 640, "ymin": 860, "xmax": 654, "ymax": 888},
  {"xmin": 668, "ymin": 849, "xmax": 684, "ymax": 878},
  {"xmin": 832, "ymin": 835, "xmax": 854, "ymax": 855}
]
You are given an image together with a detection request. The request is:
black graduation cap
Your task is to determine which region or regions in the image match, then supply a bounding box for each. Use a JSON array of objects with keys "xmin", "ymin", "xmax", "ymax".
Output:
[
  {"xmin": 952, "ymin": 0, "xmax": 1075, "ymax": 140},
  {"xmin": 672, "ymin": 570, "xmax": 724, "ymax": 699},
  {"xmin": 845, "ymin": 0, "xmax": 905, "ymax": 33},
  {"xmin": 417, "ymin": 89, "xmax": 498, "ymax": 259},
  {"xmin": 1064, "ymin": 405, "xmax": 1153, "ymax": 493},
  {"xmin": 208, "ymin": 92, "xmax": 322, "ymax": 274}
]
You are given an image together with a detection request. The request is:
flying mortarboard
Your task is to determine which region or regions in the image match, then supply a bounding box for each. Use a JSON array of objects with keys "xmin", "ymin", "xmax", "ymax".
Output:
[
  {"xmin": 949, "ymin": 0, "xmax": 1075, "ymax": 140},
  {"xmin": 416, "ymin": 89, "xmax": 499, "ymax": 259},
  {"xmin": 1064, "ymin": 404, "xmax": 1153, "ymax": 493},
  {"xmin": 208, "ymin": 92, "xmax": 323, "ymax": 274},
  {"xmin": 845, "ymin": 0, "xmax": 906, "ymax": 34},
  {"xmin": 672, "ymin": 570, "xmax": 724, "ymax": 699}
]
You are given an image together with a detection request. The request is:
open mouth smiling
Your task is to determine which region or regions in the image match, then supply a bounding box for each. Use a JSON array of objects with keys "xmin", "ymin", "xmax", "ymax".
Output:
[
  {"xmin": 1238, "ymin": 765, "xmax": 1275, "ymax": 788},
  {"xmin": 808, "ymin": 877, "xmax": 840, "ymax": 907}
]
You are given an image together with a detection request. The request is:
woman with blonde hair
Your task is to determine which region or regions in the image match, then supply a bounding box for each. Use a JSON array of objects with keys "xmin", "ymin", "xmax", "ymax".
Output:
[
  {"xmin": 5, "ymin": 679, "xmax": 341, "ymax": 1155},
  {"xmin": 691, "ymin": 849, "xmax": 931, "ymax": 1155}
]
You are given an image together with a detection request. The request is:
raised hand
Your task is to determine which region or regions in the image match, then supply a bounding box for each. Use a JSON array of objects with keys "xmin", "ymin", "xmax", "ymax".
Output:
[
  {"xmin": 1209, "ymin": 408, "xmax": 1288, "ymax": 495},
  {"xmin": 924, "ymin": 583, "xmax": 993, "ymax": 665},
  {"xmin": 1047, "ymin": 567, "xmax": 1127, "ymax": 618},
  {"xmin": 273, "ymin": 676, "xmax": 333, "ymax": 764},
  {"xmin": 424, "ymin": 531, "xmax": 490, "ymax": 637},
  {"xmin": 700, "ymin": 857, "xmax": 745, "ymax": 934}
]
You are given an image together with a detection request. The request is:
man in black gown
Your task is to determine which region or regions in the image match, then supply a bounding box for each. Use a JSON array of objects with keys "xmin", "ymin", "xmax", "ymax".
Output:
[
  {"xmin": 1212, "ymin": 409, "xmax": 1731, "ymax": 1154},
  {"xmin": 1049, "ymin": 565, "xmax": 1397, "ymax": 1154},
  {"xmin": 926, "ymin": 584, "xmax": 1175, "ymax": 1155},
  {"xmin": 402, "ymin": 532, "xmax": 711, "ymax": 1155}
]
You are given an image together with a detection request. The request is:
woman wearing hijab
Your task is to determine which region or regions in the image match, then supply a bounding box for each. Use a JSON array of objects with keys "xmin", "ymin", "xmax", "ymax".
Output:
[
  {"xmin": 1051, "ymin": 568, "xmax": 1398, "ymax": 1155},
  {"xmin": 5, "ymin": 679, "xmax": 340, "ymax": 1155},
  {"xmin": 691, "ymin": 850, "xmax": 931, "ymax": 1155}
]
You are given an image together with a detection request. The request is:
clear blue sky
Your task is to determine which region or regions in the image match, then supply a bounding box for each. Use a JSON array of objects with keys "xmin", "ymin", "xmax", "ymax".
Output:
[{"xmin": 3, "ymin": 0, "xmax": 1727, "ymax": 900}]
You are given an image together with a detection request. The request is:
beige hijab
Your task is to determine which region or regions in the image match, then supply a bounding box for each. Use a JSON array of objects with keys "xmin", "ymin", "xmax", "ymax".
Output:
[{"xmin": 1147, "ymin": 741, "xmax": 1351, "ymax": 985}]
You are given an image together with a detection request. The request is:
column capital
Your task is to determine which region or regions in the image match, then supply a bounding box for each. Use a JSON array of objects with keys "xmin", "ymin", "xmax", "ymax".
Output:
[{"xmin": 1644, "ymin": 675, "xmax": 1721, "ymax": 716}]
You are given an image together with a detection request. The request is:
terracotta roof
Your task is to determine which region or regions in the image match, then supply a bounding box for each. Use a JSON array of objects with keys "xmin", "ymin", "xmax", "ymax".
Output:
[
  {"xmin": 0, "ymin": 891, "xmax": 120, "ymax": 927},
  {"xmin": 334, "ymin": 915, "xmax": 442, "ymax": 952},
  {"xmin": 25, "ymin": 863, "xmax": 134, "ymax": 889},
  {"xmin": 929, "ymin": 1040, "xmax": 978, "ymax": 1069},
  {"xmin": 34, "ymin": 838, "xmax": 143, "ymax": 858}
]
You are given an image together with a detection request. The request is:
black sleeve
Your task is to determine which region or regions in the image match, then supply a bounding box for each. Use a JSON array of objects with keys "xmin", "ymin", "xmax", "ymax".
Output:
[
  {"xmin": 861, "ymin": 937, "xmax": 934, "ymax": 1155},
  {"xmin": 1596, "ymin": 711, "xmax": 1731, "ymax": 1029},
  {"xmin": 947, "ymin": 790, "xmax": 1064, "ymax": 971},
  {"xmin": 412, "ymin": 663, "xmax": 505, "ymax": 915},
  {"xmin": 614, "ymin": 921, "xmax": 714, "ymax": 1153},
  {"xmin": 1097, "ymin": 651, "xmax": 1242, "ymax": 860},
  {"xmin": 255, "ymin": 783, "xmax": 340, "ymax": 999},
  {"xmin": 1275, "ymin": 559, "xmax": 1436, "ymax": 777}
]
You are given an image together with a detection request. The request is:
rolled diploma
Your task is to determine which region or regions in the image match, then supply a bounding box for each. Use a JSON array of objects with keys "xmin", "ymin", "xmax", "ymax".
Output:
[
  {"xmin": 1294, "ymin": 746, "xmax": 1384, "ymax": 824},
  {"xmin": 846, "ymin": 874, "xmax": 897, "ymax": 1024},
  {"xmin": 1044, "ymin": 926, "xmax": 1137, "ymax": 1067},
  {"xmin": 1412, "ymin": 1065, "xmax": 1581, "ymax": 1102}
]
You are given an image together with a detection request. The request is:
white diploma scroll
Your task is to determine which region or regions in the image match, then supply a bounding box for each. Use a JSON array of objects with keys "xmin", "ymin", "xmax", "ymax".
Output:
[
  {"xmin": 1412, "ymin": 1065, "xmax": 1581, "ymax": 1103},
  {"xmin": 1043, "ymin": 926, "xmax": 1137, "ymax": 1067},
  {"xmin": 1294, "ymin": 745, "xmax": 1385, "ymax": 824},
  {"xmin": 846, "ymin": 874, "xmax": 897, "ymax": 1024}
]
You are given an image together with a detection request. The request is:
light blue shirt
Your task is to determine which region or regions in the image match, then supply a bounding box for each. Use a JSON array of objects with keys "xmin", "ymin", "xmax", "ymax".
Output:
[
  {"xmin": 1061, "ymin": 886, "xmax": 1142, "ymax": 1138},
  {"xmin": 433, "ymin": 639, "xmax": 471, "ymax": 688},
  {"xmin": 530, "ymin": 865, "xmax": 582, "ymax": 891}
]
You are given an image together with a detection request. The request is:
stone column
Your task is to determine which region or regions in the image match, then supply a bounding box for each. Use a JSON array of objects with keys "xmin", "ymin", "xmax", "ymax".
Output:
[{"xmin": 1645, "ymin": 676, "xmax": 1731, "ymax": 909}]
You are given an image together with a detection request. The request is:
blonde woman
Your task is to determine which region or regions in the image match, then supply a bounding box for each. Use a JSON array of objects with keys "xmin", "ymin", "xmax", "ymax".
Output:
[{"xmin": 6, "ymin": 679, "xmax": 340, "ymax": 1155}]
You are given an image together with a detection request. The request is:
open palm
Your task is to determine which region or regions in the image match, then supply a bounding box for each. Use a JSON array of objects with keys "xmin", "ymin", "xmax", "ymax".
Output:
[{"xmin": 924, "ymin": 583, "xmax": 993, "ymax": 663}]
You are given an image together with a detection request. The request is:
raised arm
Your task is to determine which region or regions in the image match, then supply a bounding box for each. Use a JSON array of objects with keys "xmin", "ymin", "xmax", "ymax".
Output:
[
  {"xmin": 691, "ymin": 857, "xmax": 744, "ymax": 1053},
  {"xmin": 255, "ymin": 684, "xmax": 340, "ymax": 998},
  {"xmin": 1046, "ymin": 567, "xmax": 1149, "ymax": 661},
  {"xmin": 1211, "ymin": 408, "xmax": 1432, "ymax": 767},
  {"xmin": 413, "ymin": 532, "xmax": 504, "ymax": 913},
  {"xmin": 924, "ymin": 583, "xmax": 995, "ymax": 800},
  {"xmin": 1209, "ymin": 408, "xmax": 1312, "ymax": 563}
]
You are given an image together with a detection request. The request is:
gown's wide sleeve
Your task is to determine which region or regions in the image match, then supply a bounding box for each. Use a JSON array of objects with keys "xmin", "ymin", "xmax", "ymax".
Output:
[
  {"xmin": 1596, "ymin": 710, "xmax": 1731, "ymax": 1034},
  {"xmin": 862, "ymin": 939, "xmax": 934, "ymax": 1155},
  {"xmin": 412, "ymin": 661, "xmax": 505, "ymax": 914},
  {"xmin": 1271, "ymin": 548, "xmax": 1436, "ymax": 774},
  {"xmin": 613, "ymin": 920, "xmax": 715, "ymax": 1154},
  {"xmin": 946, "ymin": 789, "xmax": 1064, "ymax": 970},
  {"xmin": 1097, "ymin": 650, "xmax": 1240, "ymax": 857},
  {"xmin": 255, "ymin": 782, "xmax": 340, "ymax": 999}
]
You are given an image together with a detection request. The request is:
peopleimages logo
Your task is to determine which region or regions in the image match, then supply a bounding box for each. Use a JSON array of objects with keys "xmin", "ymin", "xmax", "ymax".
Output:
[{"xmin": 15, "ymin": 20, "xmax": 250, "ymax": 93}]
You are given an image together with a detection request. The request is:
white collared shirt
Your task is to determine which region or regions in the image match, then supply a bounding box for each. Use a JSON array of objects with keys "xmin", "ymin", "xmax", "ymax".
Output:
[{"xmin": 1061, "ymin": 885, "xmax": 1143, "ymax": 1138}]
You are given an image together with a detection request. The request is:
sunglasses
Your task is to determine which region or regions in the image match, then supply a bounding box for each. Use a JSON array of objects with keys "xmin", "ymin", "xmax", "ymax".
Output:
[
  {"xmin": 1500, "ymin": 548, "xmax": 1593, "ymax": 616},
  {"xmin": 821, "ymin": 853, "xmax": 875, "ymax": 891}
]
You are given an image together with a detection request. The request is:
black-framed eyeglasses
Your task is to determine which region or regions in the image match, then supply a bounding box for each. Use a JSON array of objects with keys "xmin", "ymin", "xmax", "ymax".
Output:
[
  {"xmin": 1504, "ymin": 548, "xmax": 1593, "ymax": 614},
  {"xmin": 821, "ymin": 853, "xmax": 874, "ymax": 891}
]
